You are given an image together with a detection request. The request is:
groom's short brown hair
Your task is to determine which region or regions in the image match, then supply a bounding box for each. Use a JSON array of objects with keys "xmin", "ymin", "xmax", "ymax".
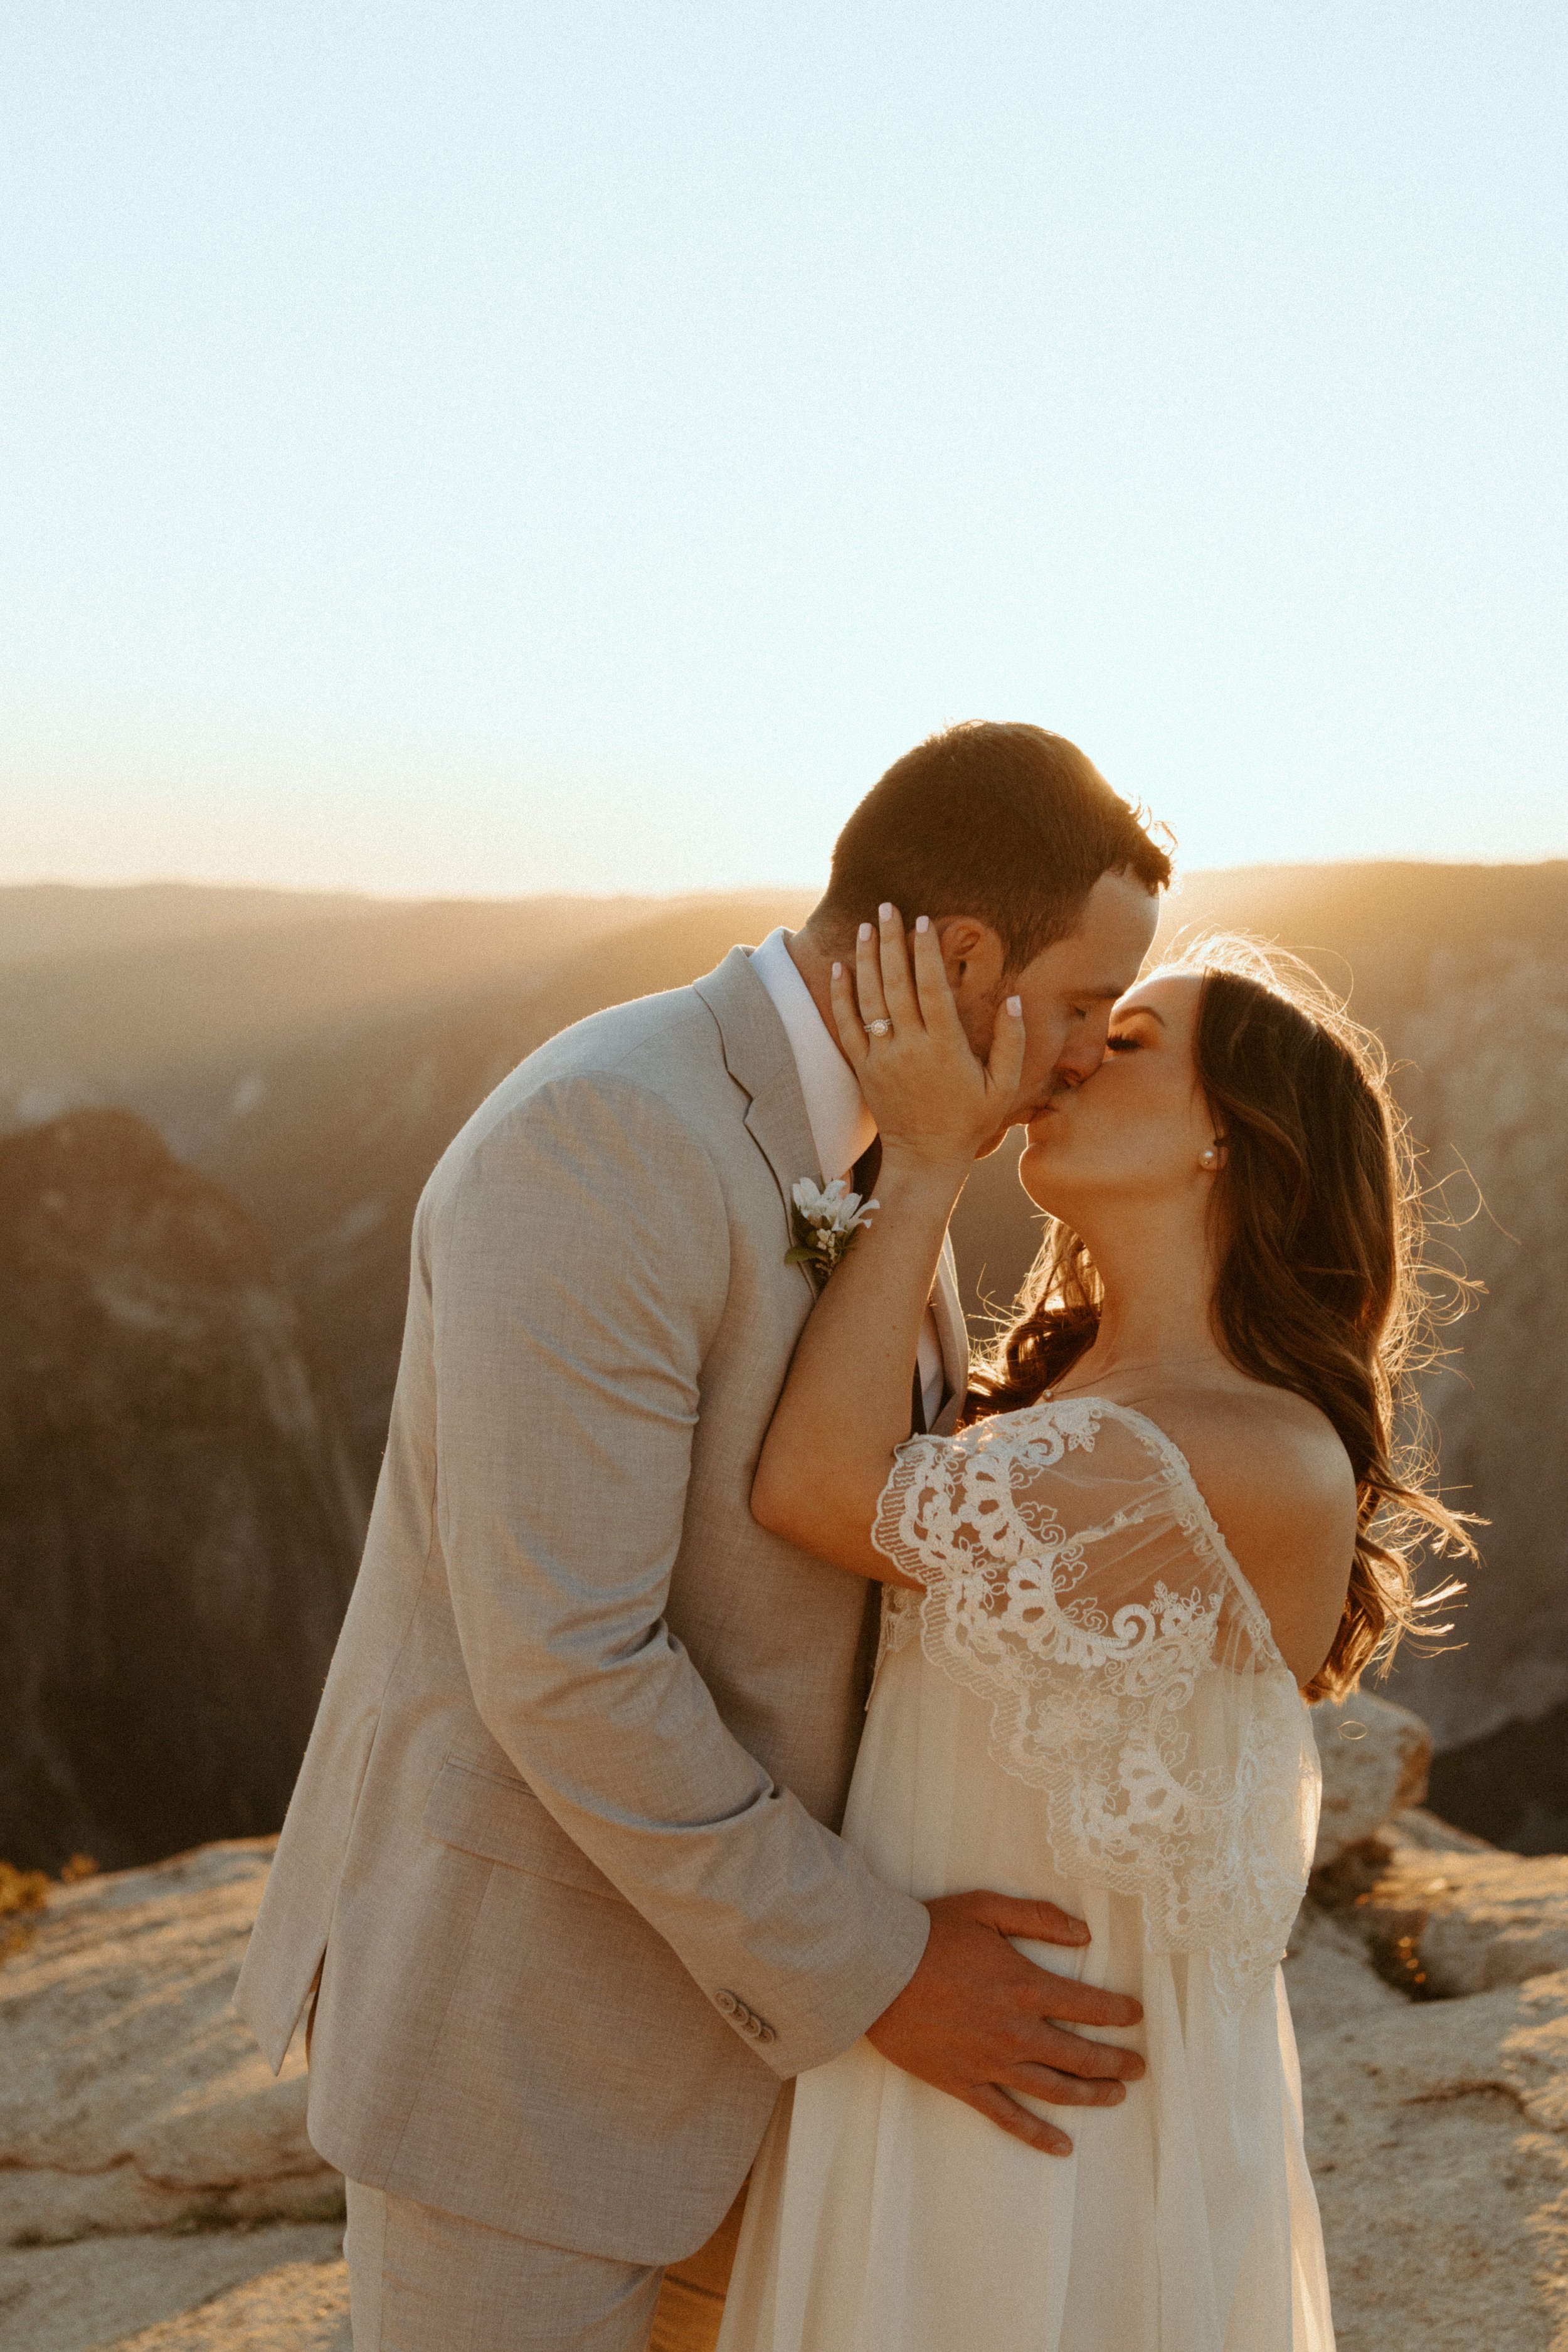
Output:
[{"xmin": 822, "ymin": 722, "xmax": 1172, "ymax": 975}]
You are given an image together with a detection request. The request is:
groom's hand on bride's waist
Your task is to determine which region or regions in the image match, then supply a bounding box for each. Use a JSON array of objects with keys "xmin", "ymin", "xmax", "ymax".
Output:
[{"xmin": 864, "ymin": 1890, "xmax": 1147, "ymax": 2158}]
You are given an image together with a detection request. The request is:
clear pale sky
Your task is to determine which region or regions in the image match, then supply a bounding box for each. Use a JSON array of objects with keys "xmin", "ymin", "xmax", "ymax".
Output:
[{"xmin": 2, "ymin": 4, "xmax": 1564, "ymax": 897}]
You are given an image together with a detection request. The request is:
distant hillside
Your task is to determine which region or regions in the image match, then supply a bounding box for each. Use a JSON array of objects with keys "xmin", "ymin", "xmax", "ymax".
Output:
[
  {"xmin": 198, "ymin": 890, "xmax": 815, "ymax": 1476},
  {"xmin": 3, "ymin": 864, "xmax": 1565, "ymax": 1845},
  {"xmin": 0, "ymin": 879, "xmax": 379, "ymax": 967},
  {"xmin": 1158, "ymin": 858, "xmax": 1568, "ymax": 979},
  {"xmin": 0, "ymin": 887, "xmax": 670, "ymax": 1145}
]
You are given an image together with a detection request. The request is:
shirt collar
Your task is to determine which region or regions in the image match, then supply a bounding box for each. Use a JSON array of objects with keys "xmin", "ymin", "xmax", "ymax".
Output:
[{"xmin": 749, "ymin": 928, "xmax": 877, "ymax": 1183}]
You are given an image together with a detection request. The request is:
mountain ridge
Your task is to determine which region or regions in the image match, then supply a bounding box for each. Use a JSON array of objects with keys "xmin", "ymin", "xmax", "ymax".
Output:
[{"xmin": 4, "ymin": 866, "xmax": 1563, "ymax": 1835}]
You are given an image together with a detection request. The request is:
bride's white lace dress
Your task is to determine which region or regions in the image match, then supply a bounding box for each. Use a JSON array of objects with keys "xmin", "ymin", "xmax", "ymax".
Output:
[{"xmin": 718, "ymin": 1398, "xmax": 1334, "ymax": 2352}]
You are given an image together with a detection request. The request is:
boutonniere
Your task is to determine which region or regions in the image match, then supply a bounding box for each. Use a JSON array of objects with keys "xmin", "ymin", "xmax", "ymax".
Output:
[{"xmin": 786, "ymin": 1177, "xmax": 879, "ymax": 1286}]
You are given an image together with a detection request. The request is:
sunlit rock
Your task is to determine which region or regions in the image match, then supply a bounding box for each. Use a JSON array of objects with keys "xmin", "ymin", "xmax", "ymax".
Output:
[
  {"xmin": 0, "ymin": 1840, "xmax": 341, "ymax": 2249},
  {"xmin": 1310, "ymin": 1691, "xmax": 1433, "ymax": 1873}
]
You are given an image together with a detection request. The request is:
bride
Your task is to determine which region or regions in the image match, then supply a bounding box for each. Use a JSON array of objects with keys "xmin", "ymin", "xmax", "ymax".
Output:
[{"xmin": 717, "ymin": 908, "xmax": 1466, "ymax": 2352}]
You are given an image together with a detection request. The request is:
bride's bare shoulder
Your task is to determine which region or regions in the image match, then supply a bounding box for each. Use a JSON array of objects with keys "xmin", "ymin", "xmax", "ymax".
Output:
[{"xmin": 1138, "ymin": 1385, "xmax": 1358, "ymax": 1685}]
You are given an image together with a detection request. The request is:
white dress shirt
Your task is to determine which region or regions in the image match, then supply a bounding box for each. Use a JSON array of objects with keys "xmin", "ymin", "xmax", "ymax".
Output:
[{"xmin": 751, "ymin": 928, "xmax": 946, "ymax": 1427}]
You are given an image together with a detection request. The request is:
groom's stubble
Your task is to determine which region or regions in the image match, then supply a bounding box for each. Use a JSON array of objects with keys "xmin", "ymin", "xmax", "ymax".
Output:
[{"xmin": 791, "ymin": 869, "xmax": 1159, "ymax": 1157}]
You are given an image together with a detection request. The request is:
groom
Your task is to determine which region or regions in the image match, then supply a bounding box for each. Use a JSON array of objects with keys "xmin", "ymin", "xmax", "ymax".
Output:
[{"xmin": 237, "ymin": 722, "xmax": 1169, "ymax": 2349}]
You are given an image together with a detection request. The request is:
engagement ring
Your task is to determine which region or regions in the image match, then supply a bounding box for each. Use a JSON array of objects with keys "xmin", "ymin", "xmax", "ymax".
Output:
[{"xmin": 866, "ymin": 1019, "xmax": 893, "ymax": 1038}]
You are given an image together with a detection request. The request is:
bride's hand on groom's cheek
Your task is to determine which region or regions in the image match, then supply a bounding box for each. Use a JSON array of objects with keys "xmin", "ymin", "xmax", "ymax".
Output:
[
  {"xmin": 830, "ymin": 905, "xmax": 1024, "ymax": 1173},
  {"xmin": 864, "ymin": 1888, "xmax": 1147, "ymax": 2158}
]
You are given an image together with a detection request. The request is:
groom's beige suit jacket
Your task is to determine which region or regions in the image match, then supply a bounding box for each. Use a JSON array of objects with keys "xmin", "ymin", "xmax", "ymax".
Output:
[{"xmin": 235, "ymin": 945, "xmax": 968, "ymax": 2265}]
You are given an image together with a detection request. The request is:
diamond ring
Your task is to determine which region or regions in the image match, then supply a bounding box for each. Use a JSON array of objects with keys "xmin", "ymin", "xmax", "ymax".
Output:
[{"xmin": 866, "ymin": 1019, "xmax": 893, "ymax": 1039}]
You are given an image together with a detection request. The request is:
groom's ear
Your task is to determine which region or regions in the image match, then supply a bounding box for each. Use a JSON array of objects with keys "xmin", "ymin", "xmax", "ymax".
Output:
[{"xmin": 934, "ymin": 917, "xmax": 1005, "ymax": 998}]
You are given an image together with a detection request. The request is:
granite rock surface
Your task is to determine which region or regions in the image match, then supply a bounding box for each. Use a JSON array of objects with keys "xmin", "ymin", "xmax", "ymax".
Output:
[
  {"xmin": 3, "ymin": 1703, "xmax": 1567, "ymax": 2348},
  {"xmin": 1309, "ymin": 1690, "xmax": 1432, "ymax": 1872},
  {"xmin": 1288, "ymin": 1764, "xmax": 1568, "ymax": 2347},
  {"xmin": 0, "ymin": 1841, "xmax": 339, "ymax": 2252}
]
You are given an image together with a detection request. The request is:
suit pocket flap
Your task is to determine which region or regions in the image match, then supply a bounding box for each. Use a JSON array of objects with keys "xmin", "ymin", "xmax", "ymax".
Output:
[{"xmin": 421, "ymin": 1759, "xmax": 622, "ymax": 1900}]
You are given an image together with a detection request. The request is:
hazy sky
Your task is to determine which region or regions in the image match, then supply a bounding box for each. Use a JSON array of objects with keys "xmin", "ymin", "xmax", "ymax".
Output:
[{"xmin": 3, "ymin": 4, "xmax": 1564, "ymax": 896}]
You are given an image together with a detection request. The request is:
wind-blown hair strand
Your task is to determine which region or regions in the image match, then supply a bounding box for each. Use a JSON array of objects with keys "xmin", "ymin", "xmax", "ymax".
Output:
[{"xmin": 965, "ymin": 934, "xmax": 1473, "ymax": 1702}]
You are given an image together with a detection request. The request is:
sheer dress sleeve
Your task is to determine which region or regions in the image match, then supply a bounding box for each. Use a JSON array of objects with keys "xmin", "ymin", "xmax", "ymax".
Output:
[{"xmin": 872, "ymin": 1397, "xmax": 1322, "ymax": 2010}]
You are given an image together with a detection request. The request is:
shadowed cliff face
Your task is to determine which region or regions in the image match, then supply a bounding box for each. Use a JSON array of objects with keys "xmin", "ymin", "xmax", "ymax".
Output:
[
  {"xmin": 1427, "ymin": 1695, "xmax": 1568, "ymax": 1855},
  {"xmin": 0, "ymin": 886, "xmax": 815, "ymax": 1493},
  {"xmin": 0, "ymin": 1111, "xmax": 365, "ymax": 1872},
  {"xmin": 196, "ymin": 892, "xmax": 817, "ymax": 1486},
  {"xmin": 949, "ymin": 864, "xmax": 1568, "ymax": 1773},
  {"xmin": 1160, "ymin": 867, "xmax": 1568, "ymax": 1758},
  {"xmin": 1, "ymin": 873, "xmax": 1563, "ymax": 1851}
]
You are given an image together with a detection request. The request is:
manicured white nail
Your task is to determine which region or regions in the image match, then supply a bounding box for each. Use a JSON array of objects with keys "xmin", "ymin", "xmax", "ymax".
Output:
[
  {"xmin": 915, "ymin": 915, "xmax": 930, "ymax": 934},
  {"xmin": 879, "ymin": 902, "xmax": 893, "ymax": 921},
  {"xmin": 1007, "ymin": 995, "xmax": 1022, "ymax": 1015},
  {"xmin": 832, "ymin": 960, "xmax": 842, "ymax": 978},
  {"xmin": 859, "ymin": 922, "xmax": 873, "ymax": 942}
]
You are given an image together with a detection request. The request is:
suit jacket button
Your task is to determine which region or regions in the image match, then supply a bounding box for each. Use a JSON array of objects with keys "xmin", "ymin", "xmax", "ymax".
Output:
[
  {"xmin": 716, "ymin": 1990, "xmax": 739, "ymax": 2016},
  {"xmin": 756, "ymin": 2025, "xmax": 776, "ymax": 2045}
]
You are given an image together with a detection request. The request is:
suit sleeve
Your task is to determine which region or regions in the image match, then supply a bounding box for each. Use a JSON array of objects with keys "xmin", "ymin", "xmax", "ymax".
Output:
[{"xmin": 429, "ymin": 1071, "xmax": 929, "ymax": 2075}]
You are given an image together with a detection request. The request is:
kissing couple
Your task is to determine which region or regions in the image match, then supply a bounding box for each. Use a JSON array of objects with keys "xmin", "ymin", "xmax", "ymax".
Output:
[{"xmin": 238, "ymin": 723, "xmax": 1465, "ymax": 2350}]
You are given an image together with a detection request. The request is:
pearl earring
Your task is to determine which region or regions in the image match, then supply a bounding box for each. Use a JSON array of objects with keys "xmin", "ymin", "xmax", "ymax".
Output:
[{"xmin": 1199, "ymin": 1145, "xmax": 1219, "ymax": 1168}]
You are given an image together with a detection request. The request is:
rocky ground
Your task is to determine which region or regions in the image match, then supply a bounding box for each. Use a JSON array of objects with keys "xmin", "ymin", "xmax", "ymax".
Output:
[
  {"xmin": 2, "ymin": 1697, "xmax": 1565, "ymax": 2349},
  {"xmin": 0, "ymin": 1842, "xmax": 346, "ymax": 2351},
  {"xmin": 1293, "ymin": 1695, "xmax": 1568, "ymax": 2351}
]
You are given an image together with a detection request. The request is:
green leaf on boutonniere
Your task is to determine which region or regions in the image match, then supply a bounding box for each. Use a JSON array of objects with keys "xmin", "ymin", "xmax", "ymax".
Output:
[{"xmin": 786, "ymin": 1175, "xmax": 879, "ymax": 1286}]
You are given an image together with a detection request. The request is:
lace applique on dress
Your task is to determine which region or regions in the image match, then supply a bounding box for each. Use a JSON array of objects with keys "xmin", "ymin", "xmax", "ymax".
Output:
[{"xmin": 871, "ymin": 1398, "xmax": 1321, "ymax": 2011}]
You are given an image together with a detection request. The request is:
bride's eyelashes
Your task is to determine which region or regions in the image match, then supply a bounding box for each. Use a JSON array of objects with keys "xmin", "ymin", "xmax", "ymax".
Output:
[{"xmin": 1104, "ymin": 1032, "xmax": 1142, "ymax": 1054}]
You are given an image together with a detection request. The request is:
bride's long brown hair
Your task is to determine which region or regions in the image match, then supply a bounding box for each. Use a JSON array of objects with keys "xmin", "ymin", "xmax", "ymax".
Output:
[{"xmin": 964, "ymin": 935, "xmax": 1473, "ymax": 1702}]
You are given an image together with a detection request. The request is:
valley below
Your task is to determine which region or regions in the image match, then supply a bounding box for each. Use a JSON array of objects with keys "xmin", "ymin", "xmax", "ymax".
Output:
[{"xmin": 0, "ymin": 864, "xmax": 1564, "ymax": 1869}]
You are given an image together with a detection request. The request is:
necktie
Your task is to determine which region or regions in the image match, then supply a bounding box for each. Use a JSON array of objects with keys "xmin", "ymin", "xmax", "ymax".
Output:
[
  {"xmin": 850, "ymin": 1138, "xmax": 881, "ymax": 1198},
  {"xmin": 849, "ymin": 1140, "xmax": 928, "ymax": 1438}
]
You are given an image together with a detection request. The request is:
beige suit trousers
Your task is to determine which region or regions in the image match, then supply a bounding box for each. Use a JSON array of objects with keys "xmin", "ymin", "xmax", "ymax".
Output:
[{"xmin": 344, "ymin": 2177, "xmax": 743, "ymax": 2351}]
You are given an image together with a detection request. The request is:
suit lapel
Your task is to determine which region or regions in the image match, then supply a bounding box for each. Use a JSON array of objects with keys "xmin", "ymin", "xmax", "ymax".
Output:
[
  {"xmin": 694, "ymin": 948, "xmax": 822, "ymax": 1301},
  {"xmin": 693, "ymin": 946, "xmax": 978, "ymax": 1379}
]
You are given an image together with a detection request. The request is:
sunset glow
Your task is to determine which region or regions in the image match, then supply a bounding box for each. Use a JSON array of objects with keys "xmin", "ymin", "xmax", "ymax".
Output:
[{"xmin": 3, "ymin": 4, "xmax": 1562, "ymax": 893}]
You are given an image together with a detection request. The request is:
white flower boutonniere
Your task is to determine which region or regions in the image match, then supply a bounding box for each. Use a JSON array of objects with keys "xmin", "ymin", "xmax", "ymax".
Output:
[{"xmin": 786, "ymin": 1176, "xmax": 879, "ymax": 1286}]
